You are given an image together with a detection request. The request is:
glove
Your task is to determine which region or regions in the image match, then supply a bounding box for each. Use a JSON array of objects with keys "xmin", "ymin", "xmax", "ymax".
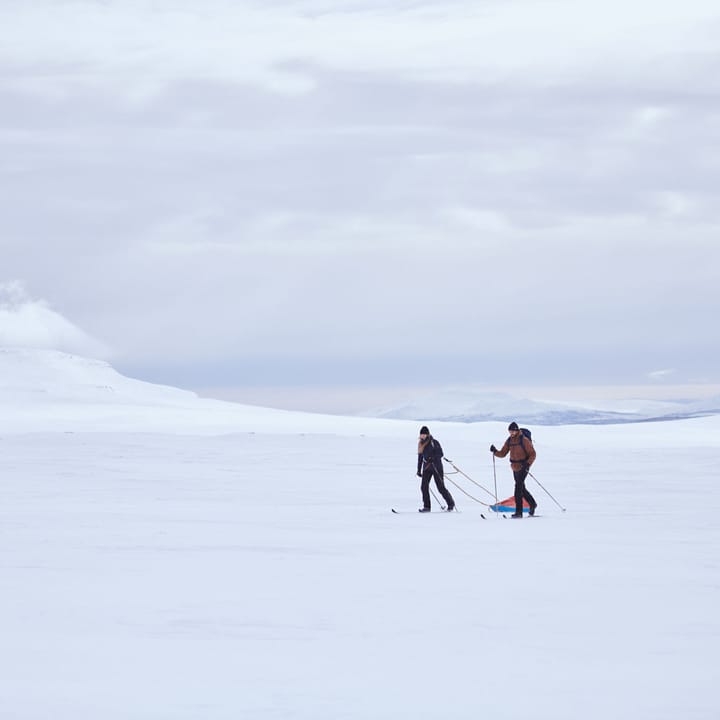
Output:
[
  {"xmin": 490, "ymin": 444, "xmax": 497, "ymax": 453},
  {"xmin": 417, "ymin": 471, "xmax": 422, "ymax": 477}
]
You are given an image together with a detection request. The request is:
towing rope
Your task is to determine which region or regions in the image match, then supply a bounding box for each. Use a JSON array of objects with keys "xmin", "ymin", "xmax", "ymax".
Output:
[
  {"xmin": 444, "ymin": 474, "xmax": 492, "ymax": 507},
  {"xmin": 444, "ymin": 460, "xmax": 496, "ymax": 500}
]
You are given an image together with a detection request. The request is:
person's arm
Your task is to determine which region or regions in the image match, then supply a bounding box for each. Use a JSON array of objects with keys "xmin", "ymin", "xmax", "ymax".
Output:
[
  {"xmin": 524, "ymin": 438, "xmax": 536, "ymax": 468},
  {"xmin": 492, "ymin": 439, "xmax": 510, "ymax": 458}
]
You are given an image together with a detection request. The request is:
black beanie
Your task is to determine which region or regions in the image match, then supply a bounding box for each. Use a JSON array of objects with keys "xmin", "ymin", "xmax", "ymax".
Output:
[
  {"xmin": 420, "ymin": 426, "xmax": 430, "ymax": 435},
  {"xmin": 508, "ymin": 421, "xmax": 519, "ymax": 431}
]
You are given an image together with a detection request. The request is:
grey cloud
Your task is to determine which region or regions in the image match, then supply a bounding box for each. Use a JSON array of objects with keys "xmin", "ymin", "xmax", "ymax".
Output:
[
  {"xmin": 7, "ymin": 71, "xmax": 719, "ymax": 230},
  {"xmin": 2, "ymin": 2, "xmax": 719, "ymax": 393}
]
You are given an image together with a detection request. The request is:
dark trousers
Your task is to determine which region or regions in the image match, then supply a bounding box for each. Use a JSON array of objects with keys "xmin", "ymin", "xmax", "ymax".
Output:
[
  {"xmin": 421, "ymin": 464, "xmax": 454, "ymax": 509},
  {"xmin": 513, "ymin": 467, "xmax": 537, "ymax": 514}
]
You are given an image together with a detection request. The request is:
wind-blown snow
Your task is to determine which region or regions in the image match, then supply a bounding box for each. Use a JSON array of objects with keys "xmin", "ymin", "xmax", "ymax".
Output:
[
  {"xmin": 0, "ymin": 283, "xmax": 110, "ymax": 358},
  {"xmin": 0, "ymin": 350, "xmax": 718, "ymax": 719}
]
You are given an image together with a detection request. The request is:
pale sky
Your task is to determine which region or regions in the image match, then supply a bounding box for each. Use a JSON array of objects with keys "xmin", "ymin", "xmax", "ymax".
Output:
[{"xmin": 1, "ymin": 0, "xmax": 719, "ymax": 410}]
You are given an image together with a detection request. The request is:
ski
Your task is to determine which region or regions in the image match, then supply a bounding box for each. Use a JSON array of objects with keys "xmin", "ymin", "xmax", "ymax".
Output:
[
  {"xmin": 391, "ymin": 508, "xmax": 485, "ymax": 519},
  {"xmin": 391, "ymin": 509, "xmax": 453, "ymax": 514}
]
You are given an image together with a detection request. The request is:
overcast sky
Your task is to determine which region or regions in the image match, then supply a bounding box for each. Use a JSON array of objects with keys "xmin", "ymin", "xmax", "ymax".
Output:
[{"xmin": 1, "ymin": 0, "xmax": 719, "ymax": 410}]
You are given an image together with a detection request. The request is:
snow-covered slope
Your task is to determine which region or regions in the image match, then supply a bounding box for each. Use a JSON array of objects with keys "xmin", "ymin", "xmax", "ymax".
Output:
[
  {"xmin": 0, "ymin": 347, "xmax": 196, "ymax": 405},
  {"xmin": 0, "ymin": 348, "xmax": 404, "ymax": 436}
]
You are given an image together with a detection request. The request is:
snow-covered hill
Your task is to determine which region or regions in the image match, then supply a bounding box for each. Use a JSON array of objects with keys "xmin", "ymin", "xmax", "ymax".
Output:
[
  {"xmin": 0, "ymin": 348, "xmax": 403, "ymax": 436},
  {"xmin": 0, "ymin": 347, "xmax": 196, "ymax": 405}
]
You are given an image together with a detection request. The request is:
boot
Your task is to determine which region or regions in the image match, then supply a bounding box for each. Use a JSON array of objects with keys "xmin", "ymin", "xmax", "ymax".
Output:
[
  {"xmin": 418, "ymin": 507, "xmax": 431, "ymax": 513},
  {"xmin": 510, "ymin": 512, "xmax": 523, "ymax": 518}
]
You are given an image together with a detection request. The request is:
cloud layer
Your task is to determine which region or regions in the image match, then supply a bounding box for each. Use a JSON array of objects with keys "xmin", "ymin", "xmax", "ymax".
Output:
[{"xmin": 1, "ymin": 0, "xmax": 719, "ymax": 390}]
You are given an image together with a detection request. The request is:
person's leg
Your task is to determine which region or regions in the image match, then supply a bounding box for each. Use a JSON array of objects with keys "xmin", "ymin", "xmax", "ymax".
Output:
[
  {"xmin": 524, "ymin": 486, "xmax": 537, "ymax": 514},
  {"xmin": 433, "ymin": 466, "xmax": 455, "ymax": 509},
  {"xmin": 519, "ymin": 466, "xmax": 536, "ymax": 513},
  {"xmin": 513, "ymin": 468, "xmax": 527, "ymax": 516},
  {"xmin": 420, "ymin": 468, "xmax": 432, "ymax": 509}
]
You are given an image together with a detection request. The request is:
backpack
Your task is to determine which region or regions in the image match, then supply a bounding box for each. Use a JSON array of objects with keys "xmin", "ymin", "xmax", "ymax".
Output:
[{"xmin": 430, "ymin": 439, "xmax": 444, "ymax": 460}]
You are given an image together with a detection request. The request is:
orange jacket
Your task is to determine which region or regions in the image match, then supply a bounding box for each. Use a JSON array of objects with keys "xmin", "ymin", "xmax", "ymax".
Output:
[{"xmin": 494, "ymin": 434, "xmax": 536, "ymax": 472}]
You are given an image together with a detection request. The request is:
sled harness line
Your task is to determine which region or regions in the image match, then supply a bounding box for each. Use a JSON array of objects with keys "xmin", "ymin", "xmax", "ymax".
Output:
[
  {"xmin": 443, "ymin": 474, "xmax": 492, "ymax": 507},
  {"xmin": 444, "ymin": 459, "xmax": 496, "ymax": 500}
]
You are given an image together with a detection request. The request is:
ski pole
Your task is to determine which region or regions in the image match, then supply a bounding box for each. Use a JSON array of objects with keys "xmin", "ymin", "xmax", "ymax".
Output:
[
  {"xmin": 527, "ymin": 471, "xmax": 566, "ymax": 512},
  {"xmin": 429, "ymin": 487, "xmax": 447, "ymax": 511},
  {"xmin": 492, "ymin": 454, "xmax": 498, "ymax": 518}
]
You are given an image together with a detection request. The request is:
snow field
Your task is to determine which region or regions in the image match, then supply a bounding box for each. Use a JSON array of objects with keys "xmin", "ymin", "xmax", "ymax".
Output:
[{"xmin": 1, "ymin": 420, "xmax": 718, "ymax": 719}]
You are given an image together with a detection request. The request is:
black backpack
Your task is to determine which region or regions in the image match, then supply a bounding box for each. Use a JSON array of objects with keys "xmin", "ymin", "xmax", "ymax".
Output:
[{"xmin": 430, "ymin": 438, "xmax": 444, "ymax": 461}]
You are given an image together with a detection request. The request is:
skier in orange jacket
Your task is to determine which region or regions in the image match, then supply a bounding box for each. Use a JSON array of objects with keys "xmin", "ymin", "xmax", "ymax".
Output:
[{"xmin": 491, "ymin": 422, "xmax": 537, "ymax": 518}]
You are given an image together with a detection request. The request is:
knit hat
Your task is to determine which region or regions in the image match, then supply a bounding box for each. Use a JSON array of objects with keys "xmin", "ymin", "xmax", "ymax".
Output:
[
  {"xmin": 420, "ymin": 426, "xmax": 430, "ymax": 435},
  {"xmin": 508, "ymin": 421, "xmax": 519, "ymax": 431}
]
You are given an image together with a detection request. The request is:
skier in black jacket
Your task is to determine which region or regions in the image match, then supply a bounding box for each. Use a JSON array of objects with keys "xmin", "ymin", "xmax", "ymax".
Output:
[{"xmin": 417, "ymin": 426, "xmax": 455, "ymax": 512}]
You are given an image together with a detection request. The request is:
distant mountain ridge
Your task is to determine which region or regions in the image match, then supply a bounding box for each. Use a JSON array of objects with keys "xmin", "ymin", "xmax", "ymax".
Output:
[{"xmin": 367, "ymin": 387, "xmax": 720, "ymax": 426}]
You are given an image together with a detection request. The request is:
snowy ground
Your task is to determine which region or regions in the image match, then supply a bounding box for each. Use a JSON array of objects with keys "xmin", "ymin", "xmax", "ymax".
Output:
[{"xmin": 1, "ymin": 411, "xmax": 719, "ymax": 719}]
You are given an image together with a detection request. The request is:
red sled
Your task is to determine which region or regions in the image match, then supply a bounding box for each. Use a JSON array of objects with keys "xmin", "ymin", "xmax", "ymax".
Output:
[{"xmin": 489, "ymin": 497, "xmax": 531, "ymax": 513}]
